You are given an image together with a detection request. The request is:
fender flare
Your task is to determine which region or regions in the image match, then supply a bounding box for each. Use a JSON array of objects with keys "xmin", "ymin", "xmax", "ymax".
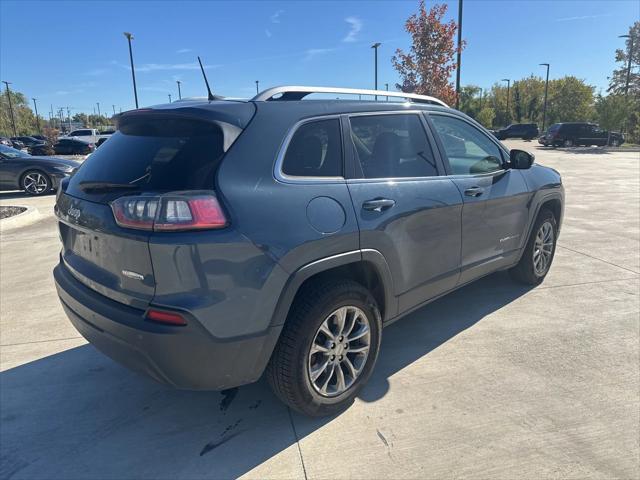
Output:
[
  {"xmin": 269, "ymin": 249, "xmax": 396, "ymax": 328},
  {"xmin": 518, "ymin": 191, "xmax": 564, "ymax": 262}
]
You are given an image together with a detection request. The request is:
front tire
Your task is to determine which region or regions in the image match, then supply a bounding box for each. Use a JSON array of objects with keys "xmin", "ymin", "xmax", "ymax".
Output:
[
  {"xmin": 563, "ymin": 139, "xmax": 574, "ymax": 147},
  {"xmin": 510, "ymin": 209, "xmax": 557, "ymax": 285},
  {"xmin": 21, "ymin": 170, "xmax": 51, "ymax": 196},
  {"xmin": 267, "ymin": 280, "xmax": 382, "ymax": 416}
]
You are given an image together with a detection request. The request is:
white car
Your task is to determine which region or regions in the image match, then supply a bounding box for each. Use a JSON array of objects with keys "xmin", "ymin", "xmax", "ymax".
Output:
[{"xmin": 63, "ymin": 128, "xmax": 114, "ymax": 145}]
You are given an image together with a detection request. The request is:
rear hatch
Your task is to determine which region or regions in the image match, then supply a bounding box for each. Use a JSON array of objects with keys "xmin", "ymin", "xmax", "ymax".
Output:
[{"xmin": 55, "ymin": 102, "xmax": 255, "ymax": 309}]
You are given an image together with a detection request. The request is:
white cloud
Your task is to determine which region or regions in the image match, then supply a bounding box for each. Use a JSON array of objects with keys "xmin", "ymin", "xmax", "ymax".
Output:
[
  {"xmin": 554, "ymin": 13, "xmax": 612, "ymax": 22},
  {"xmin": 304, "ymin": 48, "xmax": 336, "ymax": 61},
  {"xmin": 343, "ymin": 16, "xmax": 362, "ymax": 42},
  {"xmin": 265, "ymin": 28, "xmax": 272, "ymax": 38},
  {"xmin": 136, "ymin": 62, "xmax": 221, "ymax": 72},
  {"xmin": 176, "ymin": 48, "xmax": 192, "ymax": 54},
  {"xmin": 270, "ymin": 9, "xmax": 283, "ymax": 23}
]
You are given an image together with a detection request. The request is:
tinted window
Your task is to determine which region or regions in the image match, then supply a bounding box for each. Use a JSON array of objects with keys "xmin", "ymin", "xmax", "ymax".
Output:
[
  {"xmin": 69, "ymin": 117, "xmax": 225, "ymax": 193},
  {"xmin": 282, "ymin": 119, "xmax": 342, "ymax": 177},
  {"xmin": 349, "ymin": 114, "xmax": 438, "ymax": 179},
  {"xmin": 430, "ymin": 115, "xmax": 503, "ymax": 175}
]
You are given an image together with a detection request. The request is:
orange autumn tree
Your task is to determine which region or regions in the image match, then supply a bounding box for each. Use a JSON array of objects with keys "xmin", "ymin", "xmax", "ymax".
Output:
[{"xmin": 392, "ymin": 1, "xmax": 463, "ymax": 106}]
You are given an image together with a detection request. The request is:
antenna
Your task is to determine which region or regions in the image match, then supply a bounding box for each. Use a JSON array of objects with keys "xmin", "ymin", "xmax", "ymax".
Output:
[{"xmin": 197, "ymin": 56, "xmax": 215, "ymax": 101}]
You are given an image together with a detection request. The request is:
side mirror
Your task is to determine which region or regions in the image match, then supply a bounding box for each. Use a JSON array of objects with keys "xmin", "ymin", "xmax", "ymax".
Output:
[{"xmin": 510, "ymin": 149, "xmax": 534, "ymax": 169}]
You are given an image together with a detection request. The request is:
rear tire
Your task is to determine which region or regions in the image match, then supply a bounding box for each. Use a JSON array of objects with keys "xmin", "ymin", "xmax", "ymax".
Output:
[
  {"xmin": 266, "ymin": 280, "xmax": 382, "ymax": 417},
  {"xmin": 563, "ymin": 139, "xmax": 574, "ymax": 147},
  {"xmin": 510, "ymin": 209, "xmax": 557, "ymax": 285}
]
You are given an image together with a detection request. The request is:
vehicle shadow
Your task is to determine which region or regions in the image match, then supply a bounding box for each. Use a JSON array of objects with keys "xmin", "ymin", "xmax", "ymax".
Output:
[
  {"xmin": 535, "ymin": 146, "xmax": 612, "ymax": 155},
  {"xmin": 0, "ymin": 271, "xmax": 531, "ymax": 479}
]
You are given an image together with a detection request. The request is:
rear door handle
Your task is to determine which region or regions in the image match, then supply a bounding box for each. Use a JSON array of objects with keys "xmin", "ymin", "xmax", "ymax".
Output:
[
  {"xmin": 464, "ymin": 187, "xmax": 484, "ymax": 197},
  {"xmin": 362, "ymin": 198, "xmax": 396, "ymax": 212}
]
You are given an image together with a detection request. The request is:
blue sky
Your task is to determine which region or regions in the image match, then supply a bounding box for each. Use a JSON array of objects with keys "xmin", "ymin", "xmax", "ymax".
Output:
[{"xmin": 1, "ymin": 0, "xmax": 637, "ymax": 116}]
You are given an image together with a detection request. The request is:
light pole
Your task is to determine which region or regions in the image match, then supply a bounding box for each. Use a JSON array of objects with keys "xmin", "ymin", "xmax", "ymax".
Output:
[
  {"xmin": 455, "ymin": 0, "xmax": 463, "ymax": 109},
  {"xmin": 255, "ymin": 80, "xmax": 259, "ymax": 94},
  {"xmin": 385, "ymin": 82, "xmax": 389, "ymax": 101},
  {"xmin": 2, "ymin": 81, "xmax": 17, "ymax": 136},
  {"xmin": 371, "ymin": 42, "xmax": 381, "ymax": 100},
  {"xmin": 176, "ymin": 80, "xmax": 182, "ymax": 99},
  {"xmin": 124, "ymin": 32, "xmax": 139, "ymax": 108},
  {"xmin": 66, "ymin": 107, "xmax": 72, "ymax": 131},
  {"xmin": 96, "ymin": 102, "xmax": 101, "ymax": 118},
  {"xmin": 540, "ymin": 63, "xmax": 550, "ymax": 132},
  {"xmin": 112, "ymin": 104, "xmax": 116, "ymax": 116},
  {"xmin": 168, "ymin": 93, "xmax": 172, "ymax": 103},
  {"xmin": 501, "ymin": 78, "xmax": 511, "ymax": 124},
  {"xmin": 619, "ymin": 34, "xmax": 634, "ymax": 96},
  {"xmin": 32, "ymin": 98, "xmax": 41, "ymax": 133}
]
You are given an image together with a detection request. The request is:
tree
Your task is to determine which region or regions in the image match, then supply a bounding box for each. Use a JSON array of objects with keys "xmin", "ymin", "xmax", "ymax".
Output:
[
  {"xmin": 392, "ymin": 1, "xmax": 463, "ymax": 106},
  {"xmin": 476, "ymin": 107, "xmax": 495, "ymax": 129},
  {"xmin": 595, "ymin": 94, "xmax": 630, "ymax": 132},
  {"xmin": 546, "ymin": 76, "xmax": 595, "ymax": 125},
  {"xmin": 608, "ymin": 21, "xmax": 640, "ymax": 96},
  {"xmin": 0, "ymin": 89, "xmax": 38, "ymax": 136},
  {"xmin": 511, "ymin": 76, "xmax": 545, "ymax": 124},
  {"xmin": 458, "ymin": 85, "xmax": 482, "ymax": 119}
]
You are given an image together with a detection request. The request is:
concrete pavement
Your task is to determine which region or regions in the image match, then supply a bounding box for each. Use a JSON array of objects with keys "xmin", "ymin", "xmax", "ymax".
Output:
[{"xmin": 0, "ymin": 141, "xmax": 638, "ymax": 479}]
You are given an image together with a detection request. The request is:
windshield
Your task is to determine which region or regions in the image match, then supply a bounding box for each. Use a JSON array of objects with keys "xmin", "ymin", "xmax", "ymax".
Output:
[{"xmin": 0, "ymin": 145, "xmax": 30, "ymax": 159}]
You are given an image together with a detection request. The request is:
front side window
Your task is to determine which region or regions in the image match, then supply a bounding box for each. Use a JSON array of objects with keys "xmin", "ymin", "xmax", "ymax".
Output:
[
  {"xmin": 430, "ymin": 115, "xmax": 503, "ymax": 175},
  {"xmin": 349, "ymin": 114, "xmax": 438, "ymax": 179},
  {"xmin": 282, "ymin": 118, "xmax": 342, "ymax": 177}
]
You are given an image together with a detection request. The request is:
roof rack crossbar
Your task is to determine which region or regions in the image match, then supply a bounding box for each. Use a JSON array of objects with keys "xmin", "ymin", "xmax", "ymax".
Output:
[{"xmin": 251, "ymin": 86, "xmax": 449, "ymax": 107}]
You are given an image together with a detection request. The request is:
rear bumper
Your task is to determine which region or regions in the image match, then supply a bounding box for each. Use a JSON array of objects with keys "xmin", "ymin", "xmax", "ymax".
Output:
[{"xmin": 54, "ymin": 261, "xmax": 281, "ymax": 390}]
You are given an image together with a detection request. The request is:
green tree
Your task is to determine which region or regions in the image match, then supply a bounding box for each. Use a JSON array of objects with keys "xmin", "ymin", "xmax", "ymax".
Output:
[
  {"xmin": 595, "ymin": 94, "xmax": 630, "ymax": 132},
  {"xmin": 458, "ymin": 85, "xmax": 482, "ymax": 119},
  {"xmin": 608, "ymin": 21, "xmax": 640, "ymax": 96},
  {"xmin": 0, "ymin": 89, "xmax": 38, "ymax": 136},
  {"xmin": 476, "ymin": 107, "xmax": 496, "ymax": 129},
  {"xmin": 546, "ymin": 76, "xmax": 595, "ymax": 125},
  {"xmin": 511, "ymin": 76, "xmax": 545, "ymax": 124}
]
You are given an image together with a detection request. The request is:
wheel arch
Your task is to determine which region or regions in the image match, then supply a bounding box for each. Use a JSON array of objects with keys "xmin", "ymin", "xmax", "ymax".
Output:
[
  {"xmin": 19, "ymin": 168, "xmax": 51, "ymax": 191},
  {"xmin": 270, "ymin": 250, "xmax": 396, "ymax": 330}
]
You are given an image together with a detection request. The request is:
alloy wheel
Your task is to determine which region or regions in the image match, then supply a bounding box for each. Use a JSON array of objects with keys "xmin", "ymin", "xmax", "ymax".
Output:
[
  {"xmin": 23, "ymin": 172, "xmax": 48, "ymax": 195},
  {"xmin": 307, "ymin": 306, "xmax": 371, "ymax": 397},
  {"xmin": 533, "ymin": 221, "xmax": 554, "ymax": 276}
]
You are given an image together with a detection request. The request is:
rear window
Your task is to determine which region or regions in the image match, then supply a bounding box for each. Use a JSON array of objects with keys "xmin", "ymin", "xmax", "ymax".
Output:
[{"xmin": 69, "ymin": 117, "xmax": 225, "ymax": 193}]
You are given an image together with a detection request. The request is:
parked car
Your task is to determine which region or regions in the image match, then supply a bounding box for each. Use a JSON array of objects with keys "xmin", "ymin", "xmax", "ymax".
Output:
[
  {"xmin": 0, "ymin": 137, "xmax": 12, "ymax": 146},
  {"xmin": 11, "ymin": 136, "xmax": 46, "ymax": 147},
  {"xmin": 53, "ymin": 86, "xmax": 564, "ymax": 416},
  {"xmin": 31, "ymin": 134, "xmax": 48, "ymax": 141},
  {"xmin": 96, "ymin": 130, "xmax": 116, "ymax": 147},
  {"xmin": 494, "ymin": 123, "xmax": 539, "ymax": 140},
  {"xmin": 0, "ymin": 144, "xmax": 80, "ymax": 195},
  {"xmin": 9, "ymin": 139, "xmax": 25, "ymax": 150},
  {"xmin": 63, "ymin": 128, "xmax": 103, "ymax": 144},
  {"xmin": 539, "ymin": 122, "xmax": 624, "ymax": 147},
  {"xmin": 53, "ymin": 138, "xmax": 95, "ymax": 155},
  {"xmin": 29, "ymin": 143, "xmax": 56, "ymax": 156}
]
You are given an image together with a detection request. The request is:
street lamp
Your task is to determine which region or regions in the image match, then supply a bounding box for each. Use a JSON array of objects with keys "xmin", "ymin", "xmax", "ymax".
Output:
[
  {"xmin": 385, "ymin": 82, "xmax": 389, "ymax": 101},
  {"xmin": 112, "ymin": 104, "xmax": 116, "ymax": 116},
  {"xmin": 540, "ymin": 63, "xmax": 550, "ymax": 132},
  {"xmin": 619, "ymin": 34, "xmax": 634, "ymax": 96},
  {"xmin": 124, "ymin": 32, "xmax": 139, "ymax": 108},
  {"xmin": 176, "ymin": 80, "xmax": 182, "ymax": 100},
  {"xmin": 168, "ymin": 94, "xmax": 172, "ymax": 103},
  {"xmin": 371, "ymin": 42, "xmax": 381, "ymax": 100},
  {"xmin": 32, "ymin": 98, "xmax": 41, "ymax": 133},
  {"xmin": 455, "ymin": 0, "xmax": 464, "ymax": 109},
  {"xmin": 2, "ymin": 81, "xmax": 17, "ymax": 136},
  {"xmin": 501, "ymin": 78, "xmax": 511, "ymax": 123},
  {"xmin": 96, "ymin": 102, "xmax": 101, "ymax": 117},
  {"xmin": 255, "ymin": 80, "xmax": 259, "ymax": 94}
]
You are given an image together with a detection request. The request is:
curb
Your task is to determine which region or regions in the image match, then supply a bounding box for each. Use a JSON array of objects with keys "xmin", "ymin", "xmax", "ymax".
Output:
[{"xmin": 0, "ymin": 206, "xmax": 43, "ymax": 232}]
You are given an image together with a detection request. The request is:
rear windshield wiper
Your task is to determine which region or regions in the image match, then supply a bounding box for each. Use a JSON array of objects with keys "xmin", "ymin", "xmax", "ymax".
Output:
[{"xmin": 78, "ymin": 181, "xmax": 141, "ymax": 193}]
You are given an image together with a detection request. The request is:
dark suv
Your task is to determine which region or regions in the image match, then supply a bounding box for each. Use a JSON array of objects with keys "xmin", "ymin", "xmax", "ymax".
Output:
[
  {"xmin": 54, "ymin": 86, "xmax": 564, "ymax": 416},
  {"xmin": 494, "ymin": 123, "xmax": 539, "ymax": 140},
  {"xmin": 539, "ymin": 122, "xmax": 624, "ymax": 147}
]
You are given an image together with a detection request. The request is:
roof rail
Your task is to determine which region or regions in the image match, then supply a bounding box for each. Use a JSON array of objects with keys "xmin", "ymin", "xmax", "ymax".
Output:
[{"xmin": 252, "ymin": 86, "xmax": 449, "ymax": 108}]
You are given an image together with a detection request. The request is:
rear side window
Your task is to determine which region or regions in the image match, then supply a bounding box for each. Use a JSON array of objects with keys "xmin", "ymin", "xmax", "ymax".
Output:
[
  {"xmin": 69, "ymin": 117, "xmax": 225, "ymax": 192},
  {"xmin": 349, "ymin": 114, "xmax": 438, "ymax": 179},
  {"xmin": 282, "ymin": 118, "xmax": 342, "ymax": 177}
]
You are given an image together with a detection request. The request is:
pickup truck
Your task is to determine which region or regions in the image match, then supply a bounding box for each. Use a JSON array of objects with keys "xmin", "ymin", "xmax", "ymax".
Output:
[{"xmin": 63, "ymin": 128, "xmax": 114, "ymax": 145}]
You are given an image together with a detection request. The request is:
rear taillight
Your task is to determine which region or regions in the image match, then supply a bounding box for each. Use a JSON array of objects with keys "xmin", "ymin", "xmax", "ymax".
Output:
[
  {"xmin": 111, "ymin": 193, "xmax": 227, "ymax": 231},
  {"xmin": 146, "ymin": 309, "xmax": 187, "ymax": 326}
]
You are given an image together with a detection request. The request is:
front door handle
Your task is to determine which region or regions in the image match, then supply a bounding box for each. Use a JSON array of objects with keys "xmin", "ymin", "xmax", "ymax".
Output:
[
  {"xmin": 464, "ymin": 186, "xmax": 484, "ymax": 197},
  {"xmin": 362, "ymin": 198, "xmax": 396, "ymax": 212}
]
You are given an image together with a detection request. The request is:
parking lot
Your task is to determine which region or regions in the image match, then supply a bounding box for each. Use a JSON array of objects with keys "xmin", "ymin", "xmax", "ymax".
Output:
[{"xmin": 0, "ymin": 140, "xmax": 638, "ymax": 479}]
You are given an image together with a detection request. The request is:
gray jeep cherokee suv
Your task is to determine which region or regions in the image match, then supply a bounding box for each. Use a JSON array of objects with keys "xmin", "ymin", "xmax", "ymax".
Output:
[{"xmin": 54, "ymin": 86, "xmax": 563, "ymax": 416}]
